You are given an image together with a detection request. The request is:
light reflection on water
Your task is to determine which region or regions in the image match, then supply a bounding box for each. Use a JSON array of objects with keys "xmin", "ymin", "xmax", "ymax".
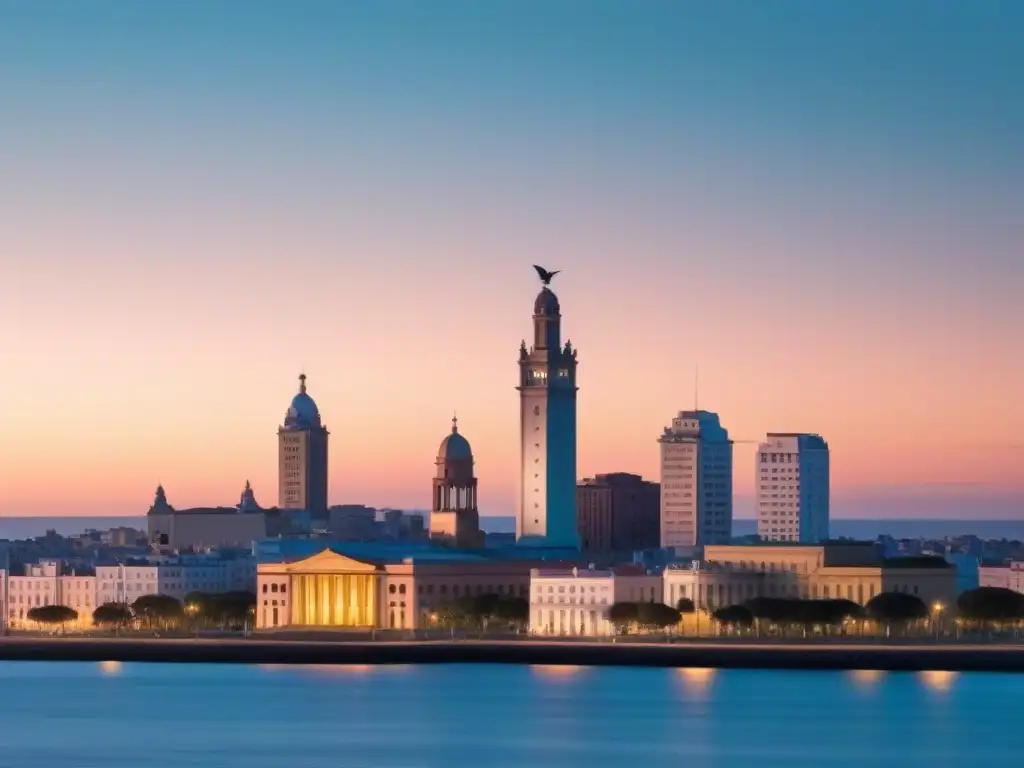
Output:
[{"xmin": 0, "ymin": 662, "xmax": 1018, "ymax": 767}]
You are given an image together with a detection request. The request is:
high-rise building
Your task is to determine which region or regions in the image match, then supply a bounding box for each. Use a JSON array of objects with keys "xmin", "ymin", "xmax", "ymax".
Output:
[
  {"xmin": 658, "ymin": 410, "xmax": 733, "ymax": 548},
  {"xmin": 277, "ymin": 373, "xmax": 329, "ymax": 514},
  {"xmin": 756, "ymin": 433, "xmax": 830, "ymax": 543},
  {"xmin": 516, "ymin": 270, "xmax": 579, "ymax": 548},
  {"xmin": 429, "ymin": 416, "xmax": 483, "ymax": 548},
  {"xmin": 576, "ymin": 473, "xmax": 661, "ymax": 552}
]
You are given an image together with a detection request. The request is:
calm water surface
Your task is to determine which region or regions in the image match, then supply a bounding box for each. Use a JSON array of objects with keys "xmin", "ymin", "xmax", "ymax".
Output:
[{"xmin": 0, "ymin": 662, "xmax": 1019, "ymax": 768}]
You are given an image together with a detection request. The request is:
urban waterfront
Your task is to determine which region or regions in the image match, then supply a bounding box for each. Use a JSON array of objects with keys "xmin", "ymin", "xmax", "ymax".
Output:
[{"xmin": 1, "ymin": 662, "xmax": 1021, "ymax": 767}]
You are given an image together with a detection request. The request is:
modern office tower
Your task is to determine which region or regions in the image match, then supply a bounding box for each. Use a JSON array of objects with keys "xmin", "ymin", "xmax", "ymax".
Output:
[
  {"xmin": 516, "ymin": 271, "xmax": 579, "ymax": 548},
  {"xmin": 576, "ymin": 473, "xmax": 661, "ymax": 552},
  {"xmin": 756, "ymin": 433, "xmax": 830, "ymax": 543},
  {"xmin": 277, "ymin": 373, "xmax": 329, "ymax": 514},
  {"xmin": 658, "ymin": 410, "xmax": 733, "ymax": 548}
]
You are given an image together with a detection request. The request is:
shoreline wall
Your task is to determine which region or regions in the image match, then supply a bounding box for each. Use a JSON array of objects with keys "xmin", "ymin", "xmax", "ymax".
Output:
[{"xmin": 3, "ymin": 639, "xmax": 1024, "ymax": 672}]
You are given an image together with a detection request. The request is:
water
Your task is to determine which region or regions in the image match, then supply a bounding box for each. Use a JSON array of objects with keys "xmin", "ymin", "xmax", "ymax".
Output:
[
  {"xmin": 4, "ymin": 515, "xmax": 1024, "ymax": 541},
  {"xmin": 0, "ymin": 662, "xmax": 1019, "ymax": 767}
]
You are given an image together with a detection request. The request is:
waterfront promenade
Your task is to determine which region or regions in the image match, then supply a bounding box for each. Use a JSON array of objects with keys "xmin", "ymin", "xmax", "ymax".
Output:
[{"xmin": 3, "ymin": 636, "xmax": 1024, "ymax": 672}]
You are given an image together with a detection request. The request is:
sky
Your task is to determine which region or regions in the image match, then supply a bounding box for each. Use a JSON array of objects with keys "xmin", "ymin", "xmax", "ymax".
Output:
[{"xmin": 0, "ymin": 1, "xmax": 1021, "ymax": 519}]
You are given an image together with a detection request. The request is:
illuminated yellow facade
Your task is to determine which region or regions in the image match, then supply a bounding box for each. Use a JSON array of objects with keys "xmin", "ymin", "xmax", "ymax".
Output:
[
  {"xmin": 257, "ymin": 550, "xmax": 385, "ymax": 629},
  {"xmin": 256, "ymin": 549, "xmax": 539, "ymax": 631}
]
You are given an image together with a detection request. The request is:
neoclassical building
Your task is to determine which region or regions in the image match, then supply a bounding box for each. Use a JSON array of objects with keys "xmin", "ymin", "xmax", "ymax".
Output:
[
  {"xmin": 665, "ymin": 544, "xmax": 957, "ymax": 611},
  {"xmin": 256, "ymin": 549, "xmax": 544, "ymax": 631},
  {"xmin": 429, "ymin": 416, "xmax": 483, "ymax": 548}
]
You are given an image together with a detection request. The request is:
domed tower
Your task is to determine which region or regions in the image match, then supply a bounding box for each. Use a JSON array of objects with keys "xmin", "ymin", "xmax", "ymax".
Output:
[
  {"xmin": 517, "ymin": 266, "xmax": 579, "ymax": 549},
  {"xmin": 429, "ymin": 415, "xmax": 483, "ymax": 548},
  {"xmin": 277, "ymin": 373, "xmax": 329, "ymax": 514}
]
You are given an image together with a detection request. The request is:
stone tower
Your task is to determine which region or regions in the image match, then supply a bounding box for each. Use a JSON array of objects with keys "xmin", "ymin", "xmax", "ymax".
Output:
[
  {"xmin": 429, "ymin": 415, "xmax": 483, "ymax": 548},
  {"xmin": 516, "ymin": 270, "xmax": 579, "ymax": 548},
  {"xmin": 277, "ymin": 373, "xmax": 329, "ymax": 514}
]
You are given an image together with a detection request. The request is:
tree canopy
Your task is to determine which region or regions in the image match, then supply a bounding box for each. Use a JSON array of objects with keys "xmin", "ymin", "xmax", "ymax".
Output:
[
  {"xmin": 607, "ymin": 602, "xmax": 640, "ymax": 628},
  {"xmin": 743, "ymin": 597, "xmax": 862, "ymax": 625},
  {"xmin": 713, "ymin": 604, "xmax": 754, "ymax": 627},
  {"xmin": 865, "ymin": 592, "xmax": 929, "ymax": 624},
  {"xmin": 606, "ymin": 602, "xmax": 679, "ymax": 630},
  {"xmin": 957, "ymin": 587, "xmax": 1024, "ymax": 622},
  {"xmin": 435, "ymin": 593, "xmax": 529, "ymax": 629},
  {"xmin": 27, "ymin": 605, "xmax": 78, "ymax": 626},
  {"xmin": 92, "ymin": 602, "xmax": 133, "ymax": 628},
  {"xmin": 636, "ymin": 602, "xmax": 681, "ymax": 629},
  {"xmin": 676, "ymin": 597, "xmax": 696, "ymax": 614},
  {"xmin": 132, "ymin": 594, "xmax": 184, "ymax": 626}
]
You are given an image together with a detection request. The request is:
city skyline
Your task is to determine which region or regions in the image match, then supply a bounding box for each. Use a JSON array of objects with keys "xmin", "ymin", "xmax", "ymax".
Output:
[{"xmin": 1, "ymin": 2, "xmax": 1021, "ymax": 519}]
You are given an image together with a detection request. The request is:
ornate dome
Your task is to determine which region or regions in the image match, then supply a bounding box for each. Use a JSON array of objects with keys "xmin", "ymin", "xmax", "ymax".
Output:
[
  {"xmin": 283, "ymin": 373, "xmax": 322, "ymax": 429},
  {"xmin": 437, "ymin": 415, "xmax": 473, "ymax": 462},
  {"xmin": 534, "ymin": 287, "xmax": 560, "ymax": 316}
]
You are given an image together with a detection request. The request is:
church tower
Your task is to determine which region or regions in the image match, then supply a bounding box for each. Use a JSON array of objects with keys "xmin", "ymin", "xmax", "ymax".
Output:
[
  {"xmin": 429, "ymin": 415, "xmax": 483, "ymax": 548},
  {"xmin": 277, "ymin": 373, "xmax": 329, "ymax": 515},
  {"xmin": 517, "ymin": 268, "xmax": 579, "ymax": 549}
]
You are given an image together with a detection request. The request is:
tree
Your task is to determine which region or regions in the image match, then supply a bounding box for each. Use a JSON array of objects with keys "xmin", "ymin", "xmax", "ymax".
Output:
[
  {"xmin": 92, "ymin": 602, "xmax": 133, "ymax": 630},
  {"xmin": 607, "ymin": 602, "xmax": 639, "ymax": 632},
  {"xmin": 676, "ymin": 597, "xmax": 696, "ymax": 614},
  {"xmin": 865, "ymin": 592, "xmax": 928, "ymax": 636},
  {"xmin": 214, "ymin": 592, "xmax": 258, "ymax": 628},
  {"xmin": 27, "ymin": 605, "xmax": 78, "ymax": 630},
  {"xmin": 957, "ymin": 587, "xmax": 1024, "ymax": 624},
  {"xmin": 492, "ymin": 596, "xmax": 530, "ymax": 627},
  {"xmin": 713, "ymin": 604, "xmax": 754, "ymax": 628},
  {"xmin": 132, "ymin": 594, "xmax": 184, "ymax": 629},
  {"xmin": 636, "ymin": 602, "xmax": 681, "ymax": 631}
]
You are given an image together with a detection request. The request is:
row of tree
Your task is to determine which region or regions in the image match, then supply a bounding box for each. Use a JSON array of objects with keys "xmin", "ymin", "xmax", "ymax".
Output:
[
  {"xmin": 433, "ymin": 594, "xmax": 529, "ymax": 630},
  {"xmin": 22, "ymin": 592, "xmax": 257, "ymax": 631}
]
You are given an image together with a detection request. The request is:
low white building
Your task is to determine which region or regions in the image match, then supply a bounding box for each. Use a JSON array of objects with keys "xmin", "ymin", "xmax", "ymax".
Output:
[
  {"xmin": 1, "ymin": 553, "xmax": 256, "ymax": 630},
  {"xmin": 978, "ymin": 561, "xmax": 1024, "ymax": 593},
  {"xmin": 96, "ymin": 553, "xmax": 256, "ymax": 605},
  {"xmin": 529, "ymin": 564, "xmax": 662, "ymax": 636},
  {"xmin": 1, "ymin": 560, "xmax": 97, "ymax": 629}
]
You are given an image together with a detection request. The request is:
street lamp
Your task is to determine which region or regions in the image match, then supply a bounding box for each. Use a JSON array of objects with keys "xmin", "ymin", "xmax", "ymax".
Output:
[
  {"xmin": 932, "ymin": 602, "xmax": 945, "ymax": 642},
  {"xmin": 186, "ymin": 603, "xmax": 199, "ymax": 638}
]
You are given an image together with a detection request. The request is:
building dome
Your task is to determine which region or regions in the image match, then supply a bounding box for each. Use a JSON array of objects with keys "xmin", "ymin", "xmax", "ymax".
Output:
[
  {"xmin": 534, "ymin": 287, "xmax": 560, "ymax": 316},
  {"xmin": 437, "ymin": 415, "xmax": 473, "ymax": 462},
  {"xmin": 283, "ymin": 373, "xmax": 322, "ymax": 429}
]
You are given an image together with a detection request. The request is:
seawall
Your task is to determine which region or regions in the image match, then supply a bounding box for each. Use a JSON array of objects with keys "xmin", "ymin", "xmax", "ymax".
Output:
[{"xmin": 3, "ymin": 638, "xmax": 1024, "ymax": 671}]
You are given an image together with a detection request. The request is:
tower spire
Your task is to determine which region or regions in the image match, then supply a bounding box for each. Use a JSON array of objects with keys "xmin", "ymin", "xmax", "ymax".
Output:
[
  {"xmin": 298, "ymin": 372, "xmax": 307, "ymax": 394},
  {"xmin": 452, "ymin": 412, "xmax": 459, "ymax": 433}
]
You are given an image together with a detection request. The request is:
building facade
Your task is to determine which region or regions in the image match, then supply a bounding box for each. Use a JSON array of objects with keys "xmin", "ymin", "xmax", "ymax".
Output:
[
  {"xmin": 429, "ymin": 416, "xmax": 483, "ymax": 548},
  {"xmin": 147, "ymin": 485, "xmax": 267, "ymax": 552},
  {"xmin": 658, "ymin": 410, "xmax": 733, "ymax": 548},
  {"xmin": 96, "ymin": 553, "xmax": 256, "ymax": 605},
  {"xmin": 528, "ymin": 565, "xmax": 662, "ymax": 636},
  {"xmin": 978, "ymin": 561, "xmax": 1024, "ymax": 593},
  {"xmin": 699, "ymin": 544, "xmax": 956, "ymax": 608},
  {"xmin": 255, "ymin": 549, "xmax": 538, "ymax": 631},
  {"xmin": 576, "ymin": 473, "xmax": 660, "ymax": 552},
  {"xmin": 278, "ymin": 373, "xmax": 329, "ymax": 514},
  {"xmin": 756, "ymin": 433, "xmax": 830, "ymax": 543},
  {"xmin": 1, "ymin": 560, "xmax": 96, "ymax": 629},
  {"xmin": 516, "ymin": 272, "xmax": 579, "ymax": 548}
]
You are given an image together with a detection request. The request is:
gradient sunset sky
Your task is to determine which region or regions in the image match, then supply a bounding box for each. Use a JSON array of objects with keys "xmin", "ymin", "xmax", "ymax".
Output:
[{"xmin": 1, "ymin": 1, "xmax": 1021, "ymax": 519}]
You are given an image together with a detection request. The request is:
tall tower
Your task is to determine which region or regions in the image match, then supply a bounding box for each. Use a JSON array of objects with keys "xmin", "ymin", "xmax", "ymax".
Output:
[
  {"xmin": 756, "ymin": 433, "xmax": 830, "ymax": 543},
  {"xmin": 429, "ymin": 415, "xmax": 483, "ymax": 548},
  {"xmin": 658, "ymin": 410, "xmax": 733, "ymax": 548},
  {"xmin": 277, "ymin": 373, "xmax": 329, "ymax": 515},
  {"xmin": 517, "ymin": 267, "xmax": 579, "ymax": 549}
]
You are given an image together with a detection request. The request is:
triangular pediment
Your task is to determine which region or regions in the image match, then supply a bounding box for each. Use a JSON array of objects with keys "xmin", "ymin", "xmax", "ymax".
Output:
[{"xmin": 284, "ymin": 549, "xmax": 382, "ymax": 574}]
